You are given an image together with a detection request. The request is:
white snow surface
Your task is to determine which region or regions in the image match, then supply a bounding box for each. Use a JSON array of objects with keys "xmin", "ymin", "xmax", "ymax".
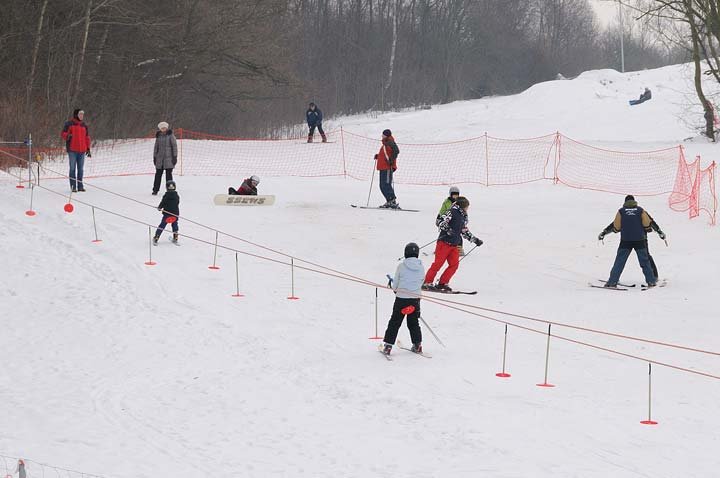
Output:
[{"xmin": 1, "ymin": 64, "xmax": 720, "ymax": 478}]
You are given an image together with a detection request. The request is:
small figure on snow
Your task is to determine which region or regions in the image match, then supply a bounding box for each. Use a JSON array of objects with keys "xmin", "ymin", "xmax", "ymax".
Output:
[
  {"xmin": 423, "ymin": 196, "xmax": 483, "ymax": 292},
  {"xmin": 598, "ymin": 195, "xmax": 665, "ymax": 288},
  {"xmin": 228, "ymin": 175, "xmax": 260, "ymax": 195},
  {"xmin": 382, "ymin": 242, "xmax": 426, "ymax": 356},
  {"xmin": 629, "ymin": 87, "xmax": 652, "ymax": 106},
  {"xmin": 61, "ymin": 108, "xmax": 91, "ymax": 192},
  {"xmin": 374, "ymin": 129, "xmax": 400, "ymax": 209},
  {"xmin": 306, "ymin": 102, "xmax": 327, "ymax": 143},
  {"xmin": 154, "ymin": 180, "xmax": 180, "ymax": 245},
  {"xmin": 437, "ymin": 186, "xmax": 464, "ymax": 256},
  {"xmin": 152, "ymin": 121, "xmax": 177, "ymax": 195}
]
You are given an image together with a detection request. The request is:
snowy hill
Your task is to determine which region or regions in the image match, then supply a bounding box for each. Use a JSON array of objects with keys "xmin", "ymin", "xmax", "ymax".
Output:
[{"xmin": 1, "ymin": 63, "xmax": 719, "ymax": 478}]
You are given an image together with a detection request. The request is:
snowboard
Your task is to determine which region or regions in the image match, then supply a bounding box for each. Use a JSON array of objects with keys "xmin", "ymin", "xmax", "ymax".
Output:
[{"xmin": 214, "ymin": 194, "xmax": 275, "ymax": 206}]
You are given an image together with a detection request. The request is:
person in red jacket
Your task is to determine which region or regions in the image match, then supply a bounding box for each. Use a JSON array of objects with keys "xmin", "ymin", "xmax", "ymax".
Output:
[
  {"xmin": 61, "ymin": 109, "xmax": 92, "ymax": 192},
  {"xmin": 374, "ymin": 129, "xmax": 400, "ymax": 208}
]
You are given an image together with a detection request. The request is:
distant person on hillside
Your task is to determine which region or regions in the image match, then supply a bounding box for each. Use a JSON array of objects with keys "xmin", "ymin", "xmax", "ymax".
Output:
[
  {"xmin": 154, "ymin": 180, "xmax": 180, "ymax": 245},
  {"xmin": 629, "ymin": 87, "xmax": 652, "ymax": 106},
  {"xmin": 374, "ymin": 129, "xmax": 400, "ymax": 209},
  {"xmin": 381, "ymin": 242, "xmax": 425, "ymax": 357},
  {"xmin": 306, "ymin": 102, "xmax": 327, "ymax": 143},
  {"xmin": 228, "ymin": 175, "xmax": 260, "ymax": 195},
  {"xmin": 61, "ymin": 108, "xmax": 91, "ymax": 192},
  {"xmin": 152, "ymin": 121, "xmax": 177, "ymax": 195},
  {"xmin": 437, "ymin": 186, "xmax": 464, "ymax": 255},
  {"xmin": 598, "ymin": 195, "xmax": 664, "ymax": 288},
  {"xmin": 423, "ymin": 196, "xmax": 483, "ymax": 292}
]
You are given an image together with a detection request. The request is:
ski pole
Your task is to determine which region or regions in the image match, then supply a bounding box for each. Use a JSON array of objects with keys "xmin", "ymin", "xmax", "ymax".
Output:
[
  {"xmin": 365, "ymin": 157, "xmax": 378, "ymax": 207},
  {"xmin": 419, "ymin": 315, "xmax": 445, "ymax": 348},
  {"xmin": 458, "ymin": 243, "xmax": 480, "ymax": 263},
  {"xmin": 397, "ymin": 238, "xmax": 436, "ymax": 260}
]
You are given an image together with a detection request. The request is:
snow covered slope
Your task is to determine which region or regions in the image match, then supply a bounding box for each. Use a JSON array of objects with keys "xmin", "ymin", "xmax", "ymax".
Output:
[{"xmin": 1, "ymin": 63, "xmax": 719, "ymax": 478}]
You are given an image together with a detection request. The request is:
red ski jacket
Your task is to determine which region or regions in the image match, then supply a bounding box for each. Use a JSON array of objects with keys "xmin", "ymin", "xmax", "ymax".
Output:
[
  {"xmin": 61, "ymin": 118, "xmax": 91, "ymax": 153},
  {"xmin": 376, "ymin": 136, "xmax": 399, "ymax": 171}
]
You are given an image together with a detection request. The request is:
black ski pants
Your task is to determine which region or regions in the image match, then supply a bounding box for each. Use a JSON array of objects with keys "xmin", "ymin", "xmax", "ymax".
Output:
[
  {"xmin": 383, "ymin": 297, "xmax": 422, "ymax": 345},
  {"xmin": 153, "ymin": 168, "xmax": 174, "ymax": 194}
]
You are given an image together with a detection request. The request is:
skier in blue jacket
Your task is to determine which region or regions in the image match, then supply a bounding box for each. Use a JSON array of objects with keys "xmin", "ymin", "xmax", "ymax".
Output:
[{"xmin": 306, "ymin": 102, "xmax": 327, "ymax": 143}]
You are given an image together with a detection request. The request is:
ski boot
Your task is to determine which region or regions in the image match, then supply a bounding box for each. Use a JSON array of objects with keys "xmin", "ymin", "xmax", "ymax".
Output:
[
  {"xmin": 382, "ymin": 343, "xmax": 393, "ymax": 355},
  {"xmin": 421, "ymin": 283, "xmax": 435, "ymax": 291},
  {"xmin": 307, "ymin": 134, "xmax": 313, "ymax": 143},
  {"xmin": 436, "ymin": 283, "xmax": 452, "ymax": 292},
  {"xmin": 171, "ymin": 232, "xmax": 179, "ymax": 244},
  {"xmin": 378, "ymin": 201, "xmax": 390, "ymax": 208},
  {"xmin": 387, "ymin": 199, "xmax": 400, "ymax": 209},
  {"xmin": 411, "ymin": 343, "xmax": 423, "ymax": 354},
  {"xmin": 320, "ymin": 133, "xmax": 327, "ymax": 143},
  {"xmin": 152, "ymin": 235, "xmax": 160, "ymax": 246},
  {"xmin": 603, "ymin": 282, "xmax": 617, "ymax": 289}
]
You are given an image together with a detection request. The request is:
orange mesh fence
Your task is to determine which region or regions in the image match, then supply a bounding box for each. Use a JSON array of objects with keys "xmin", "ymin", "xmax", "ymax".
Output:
[
  {"xmin": 556, "ymin": 135, "xmax": 681, "ymax": 196},
  {"xmin": 7, "ymin": 127, "xmax": 717, "ymax": 224},
  {"xmin": 697, "ymin": 161, "xmax": 717, "ymax": 225}
]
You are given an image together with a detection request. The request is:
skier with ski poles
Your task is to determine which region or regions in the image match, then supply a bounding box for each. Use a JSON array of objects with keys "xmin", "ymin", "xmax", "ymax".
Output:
[{"xmin": 423, "ymin": 196, "xmax": 483, "ymax": 292}]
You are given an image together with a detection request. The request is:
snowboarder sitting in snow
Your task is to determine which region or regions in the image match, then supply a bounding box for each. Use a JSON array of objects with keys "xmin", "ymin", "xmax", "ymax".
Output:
[
  {"xmin": 423, "ymin": 196, "xmax": 483, "ymax": 292},
  {"xmin": 375, "ymin": 129, "xmax": 400, "ymax": 209},
  {"xmin": 382, "ymin": 242, "xmax": 425, "ymax": 356},
  {"xmin": 154, "ymin": 180, "xmax": 180, "ymax": 245},
  {"xmin": 306, "ymin": 102, "xmax": 327, "ymax": 143},
  {"xmin": 437, "ymin": 186, "xmax": 465, "ymax": 255},
  {"xmin": 629, "ymin": 87, "xmax": 652, "ymax": 106},
  {"xmin": 228, "ymin": 175, "xmax": 260, "ymax": 196},
  {"xmin": 598, "ymin": 195, "xmax": 665, "ymax": 288}
]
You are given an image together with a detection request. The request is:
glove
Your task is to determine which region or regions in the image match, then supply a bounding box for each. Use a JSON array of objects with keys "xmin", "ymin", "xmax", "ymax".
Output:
[
  {"xmin": 473, "ymin": 237, "xmax": 483, "ymax": 246},
  {"xmin": 86, "ymin": 149, "xmax": 92, "ymax": 158},
  {"xmin": 658, "ymin": 231, "xmax": 666, "ymax": 240},
  {"xmin": 374, "ymin": 154, "xmax": 378, "ymax": 160},
  {"xmin": 598, "ymin": 232, "xmax": 606, "ymax": 241},
  {"xmin": 172, "ymin": 155, "xmax": 177, "ymax": 166}
]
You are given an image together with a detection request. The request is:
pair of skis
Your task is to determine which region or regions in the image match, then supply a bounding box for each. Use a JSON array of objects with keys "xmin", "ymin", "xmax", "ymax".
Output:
[
  {"xmin": 378, "ymin": 341, "xmax": 432, "ymax": 360},
  {"xmin": 589, "ymin": 279, "xmax": 667, "ymax": 291},
  {"xmin": 351, "ymin": 204, "xmax": 419, "ymax": 213}
]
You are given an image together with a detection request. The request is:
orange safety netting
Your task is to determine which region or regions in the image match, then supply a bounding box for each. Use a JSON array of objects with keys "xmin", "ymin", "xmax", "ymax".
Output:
[{"xmin": 1, "ymin": 128, "xmax": 716, "ymax": 223}]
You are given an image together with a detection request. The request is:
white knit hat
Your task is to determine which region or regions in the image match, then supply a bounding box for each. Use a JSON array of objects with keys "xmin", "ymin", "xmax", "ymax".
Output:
[{"xmin": 158, "ymin": 121, "xmax": 169, "ymax": 130}]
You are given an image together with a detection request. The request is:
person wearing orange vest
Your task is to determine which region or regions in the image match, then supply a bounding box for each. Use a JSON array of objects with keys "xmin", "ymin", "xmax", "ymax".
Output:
[
  {"xmin": 60, "ymin": 109, "xmax": 91, "ymax": 192},
  {"xmin": 374, "ymin": 129, "xmax": 400, "ymax": 208}
]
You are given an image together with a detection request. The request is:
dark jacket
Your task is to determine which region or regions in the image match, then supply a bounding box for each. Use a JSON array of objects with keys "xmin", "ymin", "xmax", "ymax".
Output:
[
  {"xmin": 154, "ymin": 130, "xmax": 178, "ymax": 170},
  {"xmin": 237, "ymin": 178, "xmax": 258, "ymax": 195},
  {"xmin": 436, "ymin": 204, "xmax": 478, "ymax": 246},
  {"xmin": 61, "ymin": 118, "xmax": 91, "ymax": 153},
  {"xmin": 602, "ymin": 199, "xmax": 652, "ymax": 247},
  {"xmin": 376, "ymin": 136, "xmax": 399, "ymax": 171},
  {"xmin": 158, "ymin": 190, "xmax": 180, "ymax": 216},
  {"xmin": 306, "ymin": 107, "xmax": 323, "ymax": 126}
]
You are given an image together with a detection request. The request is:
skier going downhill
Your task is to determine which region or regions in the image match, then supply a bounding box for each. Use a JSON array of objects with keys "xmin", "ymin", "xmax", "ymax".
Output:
[
  {"xmin": 423, "ymin": 196, "xmax": 483, "ymax": 292},
  {"xmin": 154, "ymin": 180, "xmax": 180, "ymax": 245},
  {"xmin": 598, "ymin": 195, "xmax": 665, "ymax": 288},
  {"xmin": 382, "ymin": 242, "xmax": 425, "ymax": 356}
]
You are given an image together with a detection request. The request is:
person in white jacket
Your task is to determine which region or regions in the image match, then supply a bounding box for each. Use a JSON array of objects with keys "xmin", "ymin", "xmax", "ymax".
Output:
[{"xmin": 382, "ymin": 242, "xmax": 426, "ymax": 355}]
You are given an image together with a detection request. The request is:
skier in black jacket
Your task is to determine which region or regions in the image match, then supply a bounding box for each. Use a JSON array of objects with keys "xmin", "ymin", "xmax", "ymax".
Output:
[
  {"xmin": 154, "ymin": 180, "xmax": 180, "ymax": 245},
  {"xmin": 306, "ymin": 102, "xmax": 327, "ymax": 143}
]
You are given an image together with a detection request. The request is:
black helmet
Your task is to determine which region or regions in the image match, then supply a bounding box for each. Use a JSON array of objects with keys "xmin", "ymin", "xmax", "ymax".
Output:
[
  {"xmin": 404, "ymin": 242, "xmax": 420, "ymax": 258},
  {"xmin": 455, "ymin": 196, "xmax": 469, "ymax": 209},
  {"xmin": 166, "ymin": 180, "xmax": 176, "ymax": 191}
]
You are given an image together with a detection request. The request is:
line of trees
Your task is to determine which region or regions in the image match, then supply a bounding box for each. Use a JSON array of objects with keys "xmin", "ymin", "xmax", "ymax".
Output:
[{"xmin": 0, "ymin": 0, "xmax": 683, "ymax": 144}]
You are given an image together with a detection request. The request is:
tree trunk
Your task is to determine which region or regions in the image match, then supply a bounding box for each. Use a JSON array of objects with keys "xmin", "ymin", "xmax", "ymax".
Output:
[
  {"xmin": 384, "ymin": 0, "xmax": 398, "ymax": 106},
  {"xmin": 688, "ymin": 6, "xmax": 715, "ymax": 141},
  {"xmin": 27, "ymin": 0, "xmax": 48, "ymax": 108},
  {"xmin": 72, "ymin": 0, "xmax": 93, "ymax": 106},
  {"xmin": 95, "ymin": 24, "xmax": 110, "ymax": 65}
]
